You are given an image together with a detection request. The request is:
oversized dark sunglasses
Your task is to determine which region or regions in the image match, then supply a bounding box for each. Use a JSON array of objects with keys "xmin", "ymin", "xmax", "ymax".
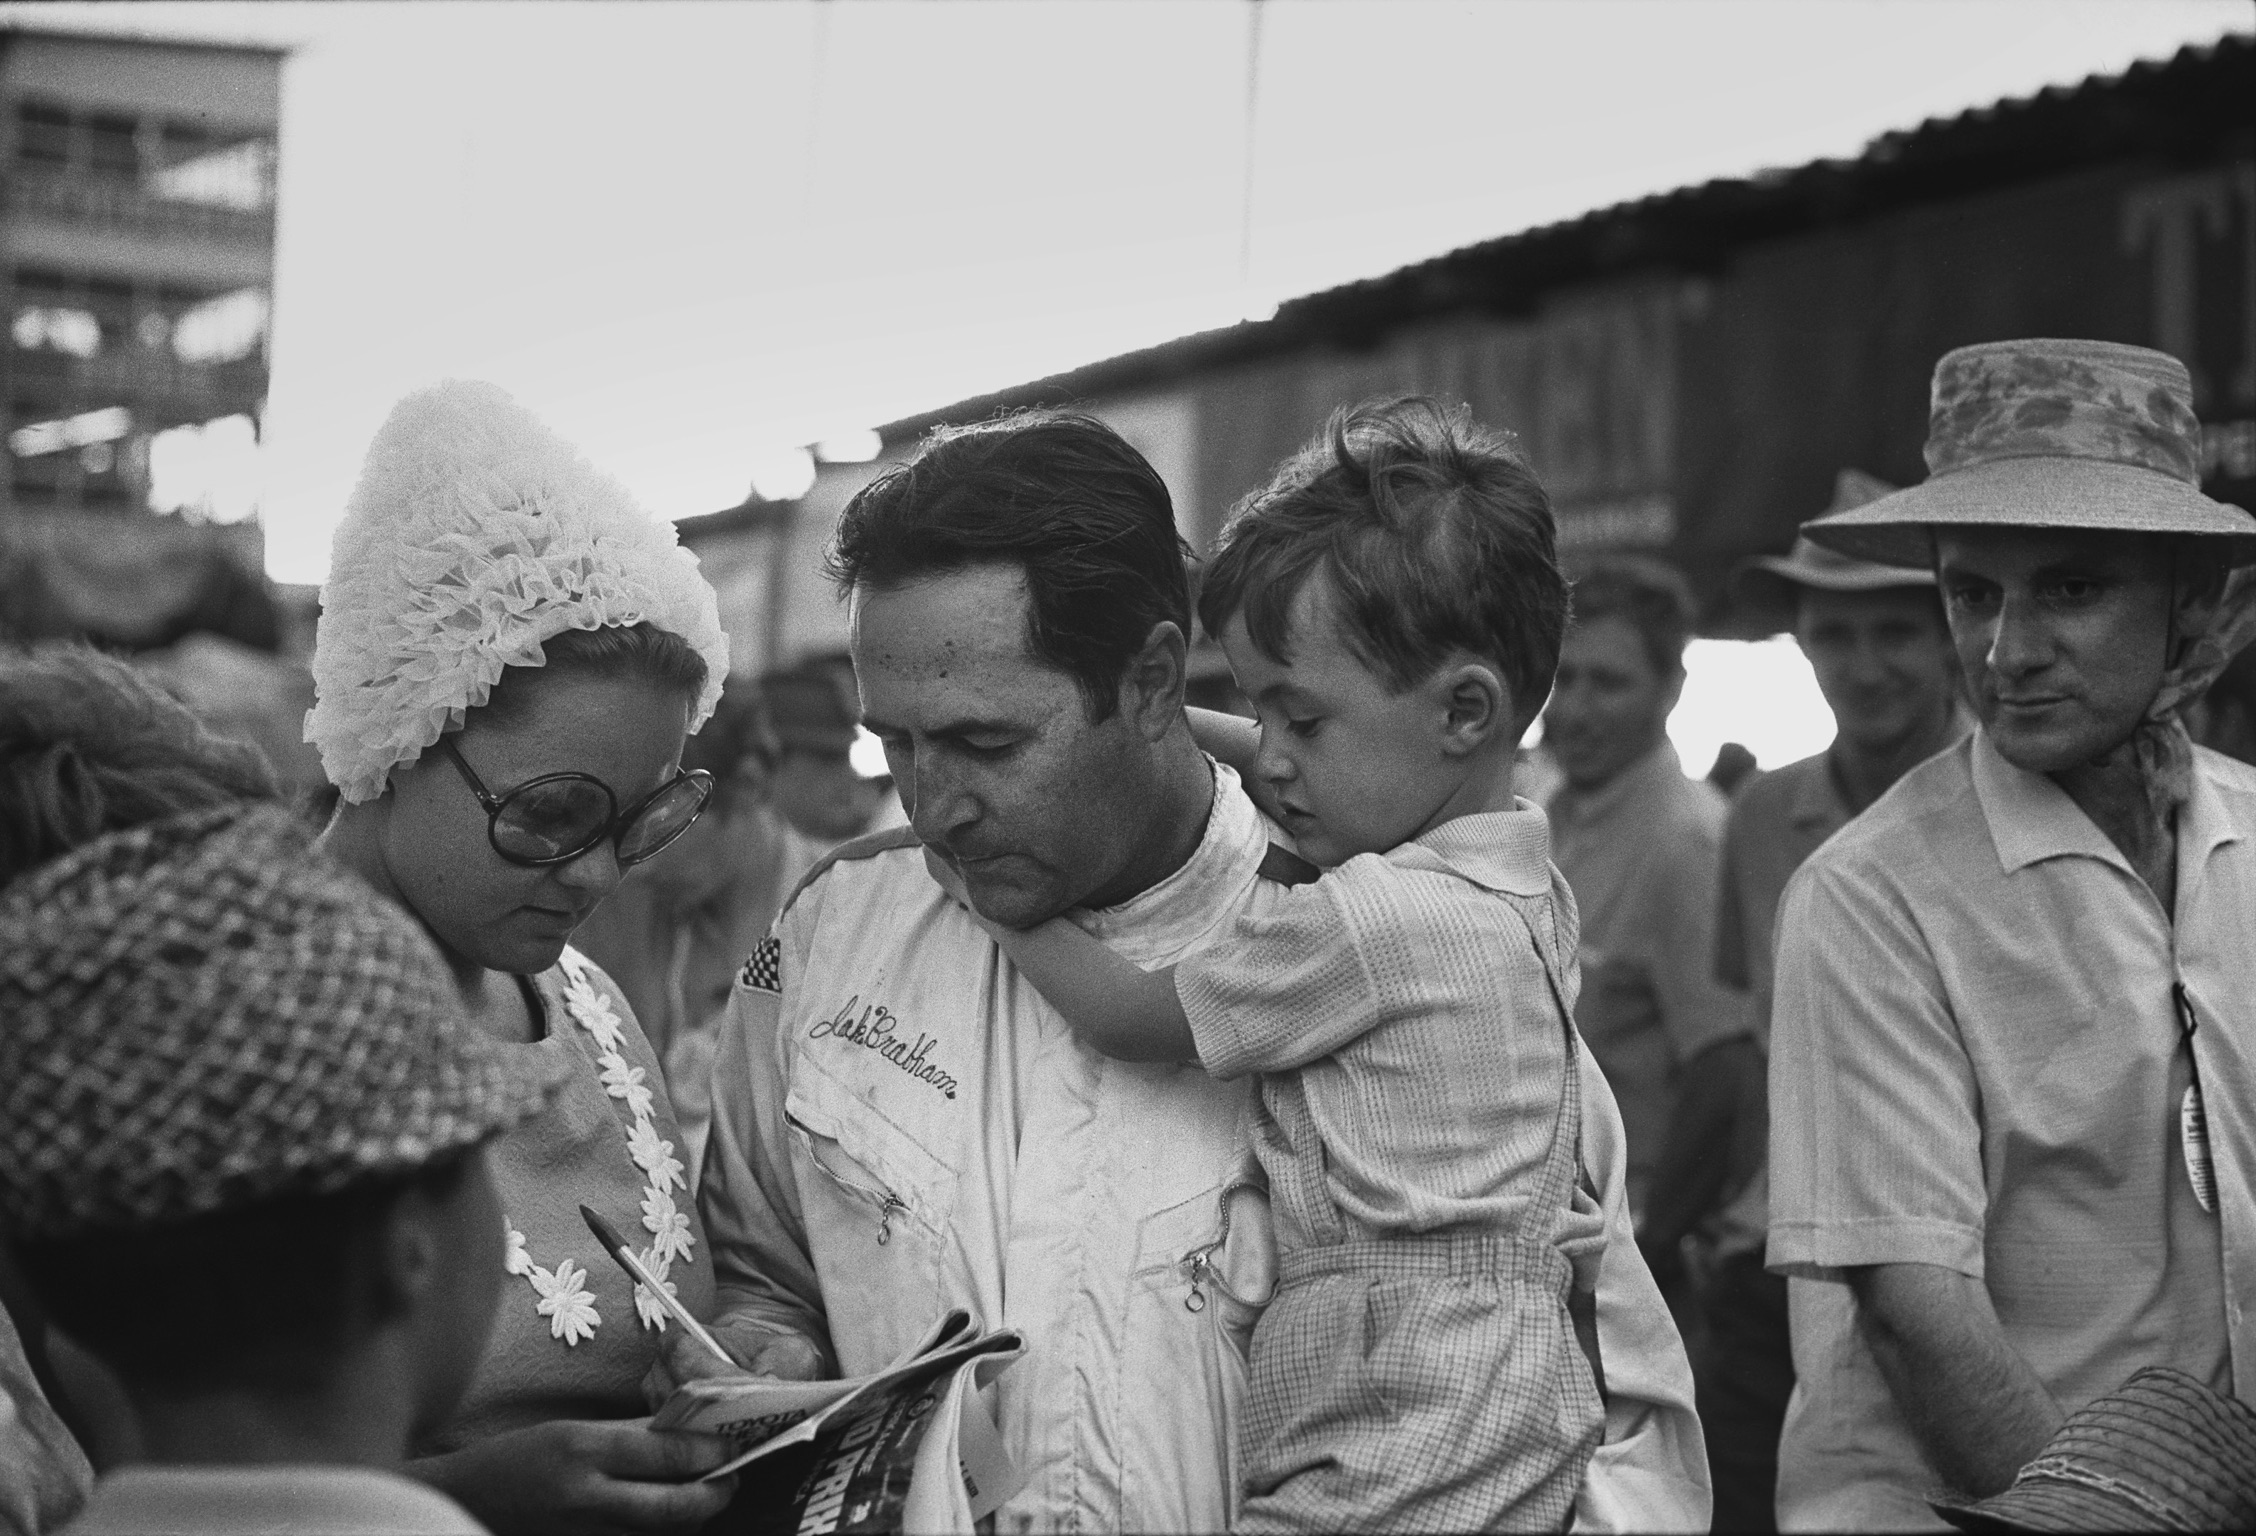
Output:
[{"xmin": 440, "ymin": 737, "xmax": 712, "ymax": 868}]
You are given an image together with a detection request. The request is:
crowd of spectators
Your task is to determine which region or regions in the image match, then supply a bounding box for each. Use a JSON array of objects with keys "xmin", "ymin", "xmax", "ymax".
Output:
[{"xmin": 6, "ymin": 338, "xmax": 2256, "ymax": 1534}]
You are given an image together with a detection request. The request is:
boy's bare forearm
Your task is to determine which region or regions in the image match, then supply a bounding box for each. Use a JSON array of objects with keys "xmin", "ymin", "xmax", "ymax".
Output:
[
  {"xmin": 1185, "ymin": 706, "xmax": 1260, "ymax": 774},
  {"xmin": 991, "ymin": 919, "xmax": 1197, "ymax": 1063},
  {"xmin": 925, "ymin": 843, "xmax": 1197, "ymax": 1062},
  {"xmin": 1184, "ymin": 706, "xmax": 1298, "ymax": 824},
  {"xmin": 1848, "ymin": 1262, "xmax": 2062, "ymax": 1497}
]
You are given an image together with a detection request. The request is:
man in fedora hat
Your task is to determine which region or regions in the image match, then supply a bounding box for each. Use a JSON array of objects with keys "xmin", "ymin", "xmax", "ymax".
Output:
[
  {"xmin": 1766, "ymin": 338, "xmax": 2256, "ymax": 1529},
  {"xmin": 1648, "ymin": 469, "xmax": 1969, "ymax": 1532}
]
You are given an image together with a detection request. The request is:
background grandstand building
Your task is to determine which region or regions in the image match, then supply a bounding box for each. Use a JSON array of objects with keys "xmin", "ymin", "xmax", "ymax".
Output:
[
  {"xmin": 0, "ymin": 27, "xmax": 312, "ymax": 788},
  {"xmin": 689, "ymin": 35, "xmax": 2254, "ymax": 677},
  {"xmin": 1, "ymin": 27, "xmax": 279, "ymax": 526},
  {"xmin": 0, "ymin": 27, "xmax": 287, "ymax": 655}
]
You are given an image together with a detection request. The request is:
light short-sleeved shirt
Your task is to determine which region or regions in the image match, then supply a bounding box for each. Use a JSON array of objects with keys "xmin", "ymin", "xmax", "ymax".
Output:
[
  {"xmin": 1708, "ymin": 726, "xmax": 1971, "ymax": 1262},
  {"xmin": 1766, "ymin": 730, "xmax": 2256, "ymax": 1530},
  {"xmin": 1715, "ymin": 720, "xmax": 1973, "ymax": 1043},
  {"xmin": 1177, "ymin": 807, "xmax": 1604, "ymax": 1258},
  {"xmin": 1548, "ymin": 743, "xmax": 1751, "ymax": 1205}
]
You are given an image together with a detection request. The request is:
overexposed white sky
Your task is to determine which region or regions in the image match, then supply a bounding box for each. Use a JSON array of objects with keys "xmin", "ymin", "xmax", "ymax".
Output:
[{"xmin": 9, "ymin": 0, "xmax": 2249, "ymax": 583}]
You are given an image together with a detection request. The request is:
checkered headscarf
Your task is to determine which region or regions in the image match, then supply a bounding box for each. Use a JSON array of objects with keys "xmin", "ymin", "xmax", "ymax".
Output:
[{"xmin": 0, "ymin": 803, "xmax": 561, "ymax": 1241}]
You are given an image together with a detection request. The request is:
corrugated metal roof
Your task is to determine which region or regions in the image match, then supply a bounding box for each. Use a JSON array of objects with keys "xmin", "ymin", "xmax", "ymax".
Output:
[
  {"xmin": 0, "ymin": 25, "xmax": 293, "ymax": 58},
  {"xmin": 881, "ymin": 32, "xmax": 2253, "ymax": 440}
]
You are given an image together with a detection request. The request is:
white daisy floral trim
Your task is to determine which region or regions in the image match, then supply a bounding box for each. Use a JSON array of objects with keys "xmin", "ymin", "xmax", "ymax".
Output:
[
  {"xmin": 499, "ymin": 951, "xmax": 698, "ymax": 1347},
  {"xmin": 626, "ymin": 1118, "xmax": 687, "ymax": 1195},
  {"xmin": 633, "ymin": 1270, "xmax": 681, "ymax": 1331},
  {"xmin": 533, "ymin": 1258, "xmax": 602, "ymax": 1346}
]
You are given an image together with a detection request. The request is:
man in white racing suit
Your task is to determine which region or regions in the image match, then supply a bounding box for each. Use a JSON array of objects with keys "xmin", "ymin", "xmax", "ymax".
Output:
[{"xmin": 679, "ymin": 411, "xmax": 1709, "ymax": 1532}]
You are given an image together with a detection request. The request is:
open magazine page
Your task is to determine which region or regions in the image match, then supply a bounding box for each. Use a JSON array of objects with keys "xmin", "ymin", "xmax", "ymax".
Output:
[{"xmin": 657, "ymin": 1309, "xmax": 1027, "ymax": 1535}]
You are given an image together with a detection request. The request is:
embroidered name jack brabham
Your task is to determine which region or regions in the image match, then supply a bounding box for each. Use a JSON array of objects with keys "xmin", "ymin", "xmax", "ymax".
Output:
[{"xmin": 808, "ymin": 995, "xmax": 960, "ymax": 1101}]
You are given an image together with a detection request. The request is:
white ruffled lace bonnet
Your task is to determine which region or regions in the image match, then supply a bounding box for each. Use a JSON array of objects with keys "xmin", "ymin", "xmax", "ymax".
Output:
[{"xmin": 307, "ymin": 381, "xmax": 729, "ymax": 804}]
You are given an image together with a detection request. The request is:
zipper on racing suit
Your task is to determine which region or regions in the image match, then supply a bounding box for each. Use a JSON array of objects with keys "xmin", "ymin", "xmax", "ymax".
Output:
[
  {"xmin": 785, "ymin": 1107, "xmax": 911, "ymax": 1245},
  {"xmin": 1179, "ymin": 1177, "xmax": 1261, "ymax": 1313}
]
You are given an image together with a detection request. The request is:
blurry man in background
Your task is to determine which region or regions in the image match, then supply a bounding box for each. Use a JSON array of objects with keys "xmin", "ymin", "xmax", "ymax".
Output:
[
  {"xmin": 758, "ymin": 655, "xmax": 899, "ymax": 847},
  {"xmin": 1679, "ymin": 472, "xmax": 1967, "ymax": 1531},
  {"xmin": 1542, "ymin": 559, "xmax": 1751, "ymax": 1306},
  {"xmin": 571, "ymin": 689, "xmax": 773, "ymax": 1069}
]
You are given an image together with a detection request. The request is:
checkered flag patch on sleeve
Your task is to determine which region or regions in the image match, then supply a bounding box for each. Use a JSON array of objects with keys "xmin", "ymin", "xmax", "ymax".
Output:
[{"xmin": 739, "ymin": 936, "xmax": 782, "ymax": 995}]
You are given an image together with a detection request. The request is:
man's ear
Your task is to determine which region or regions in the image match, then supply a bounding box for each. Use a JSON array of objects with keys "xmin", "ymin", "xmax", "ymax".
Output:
[
  {"xmin": 1434, "ymin": 661, "xmax": 1511, "ymax": 757},
  {"xmin": 371, "ymin": 1186, "xmax": 440, "ymax": 1329},
  {"xmin": 1660, "ymin": 665, "xmax": 1688, "ymax": 718},
  {"xmin": 1120, "ymin": 621, "xmax": 1190, "ymax": 743}
]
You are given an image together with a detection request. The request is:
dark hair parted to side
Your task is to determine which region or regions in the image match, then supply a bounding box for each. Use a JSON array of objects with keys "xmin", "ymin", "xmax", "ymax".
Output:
[
  {"xmin": 1, "ymin": 644, "xmax": 279, "ymax": 887},
  {"xmin": 825, "ymin": 411, "xmax": 1194, "ymax": 720},
  {"xmin": 1198, "ymin": 397, "xmax": 1567, "ymax": 731},
  {"xmin": 1569, "ymin": 557, "xmax": 1697, "ymax": 680}
]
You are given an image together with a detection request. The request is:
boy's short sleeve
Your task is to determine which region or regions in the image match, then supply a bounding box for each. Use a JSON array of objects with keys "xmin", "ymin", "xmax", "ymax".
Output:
[{"xmin": 1175, "ymin": 857, "xmax": 1395, "ymax": 1078}]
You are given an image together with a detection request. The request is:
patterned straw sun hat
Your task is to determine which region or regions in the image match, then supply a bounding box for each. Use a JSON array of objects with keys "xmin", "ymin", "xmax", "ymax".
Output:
[
  {"xmin": 1933, "ymin": 1367, "xmax": 2256, "ymax": 1533},
  {"xmin": 306, "ymin": 381, "xmax": 731, "ymax": 805},
  {"xmin": 0, "ymin": 803, "xmax": 563, "ymax": 1241},
  {"xmin": 1800, "ymin": 339, "xmax": 2256, "ymax": 569}
]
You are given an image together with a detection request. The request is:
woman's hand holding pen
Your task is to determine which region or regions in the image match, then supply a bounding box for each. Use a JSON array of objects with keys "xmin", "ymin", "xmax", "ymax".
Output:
[{"xmin": 644, "ymin": 1317, "xmax": 827, "ymax": 1408}]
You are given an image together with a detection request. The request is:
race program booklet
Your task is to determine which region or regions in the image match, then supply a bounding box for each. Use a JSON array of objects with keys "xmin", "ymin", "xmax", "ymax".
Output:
[{"xmin": 654, "ymin": 1309, "xmax": 1026, "ymax": 1534}]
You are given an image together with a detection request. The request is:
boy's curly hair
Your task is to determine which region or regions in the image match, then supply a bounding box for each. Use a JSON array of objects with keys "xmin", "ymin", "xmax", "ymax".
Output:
[{"xmin": 1198, "ymin": 396, "xmax": 1567, "ymax": 731}]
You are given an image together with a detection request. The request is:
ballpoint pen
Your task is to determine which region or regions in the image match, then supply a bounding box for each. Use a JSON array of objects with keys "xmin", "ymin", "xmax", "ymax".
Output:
[{"xmin": 579, "ymin": 1203, "xmax": 738, "ymax": 1368}]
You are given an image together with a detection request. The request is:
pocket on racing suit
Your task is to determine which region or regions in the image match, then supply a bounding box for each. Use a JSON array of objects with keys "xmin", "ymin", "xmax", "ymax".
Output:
[
  {"xmin": 1119, "ymin": 1178, "xmax": 1276, "ymax": 1531},
  {"xmin": 783, "ymin": 1074, "xmax": 957, "ymax": 1369}
]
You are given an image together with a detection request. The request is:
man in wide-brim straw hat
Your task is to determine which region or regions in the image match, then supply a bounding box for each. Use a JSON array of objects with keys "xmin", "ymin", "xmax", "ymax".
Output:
[{"xmin": 1762, "ymin": 338, "xmax": 2256, "ymax": 1530}]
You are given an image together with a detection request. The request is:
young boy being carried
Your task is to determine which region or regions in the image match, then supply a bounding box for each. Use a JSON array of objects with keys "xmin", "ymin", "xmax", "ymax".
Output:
[
  {"xmin": 928, "ymin": 397, "xmax": 1606, "ymax": 1531},
  {"xmin": 0, "ymin": 805, "xmax": 571, "ymax": 1535}
]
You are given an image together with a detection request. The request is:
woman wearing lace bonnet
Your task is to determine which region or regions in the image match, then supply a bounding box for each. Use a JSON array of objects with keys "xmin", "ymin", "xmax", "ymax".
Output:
[{"xmin": 307, "ymin": 381, "xmax": 740, "ymax": 1532}]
